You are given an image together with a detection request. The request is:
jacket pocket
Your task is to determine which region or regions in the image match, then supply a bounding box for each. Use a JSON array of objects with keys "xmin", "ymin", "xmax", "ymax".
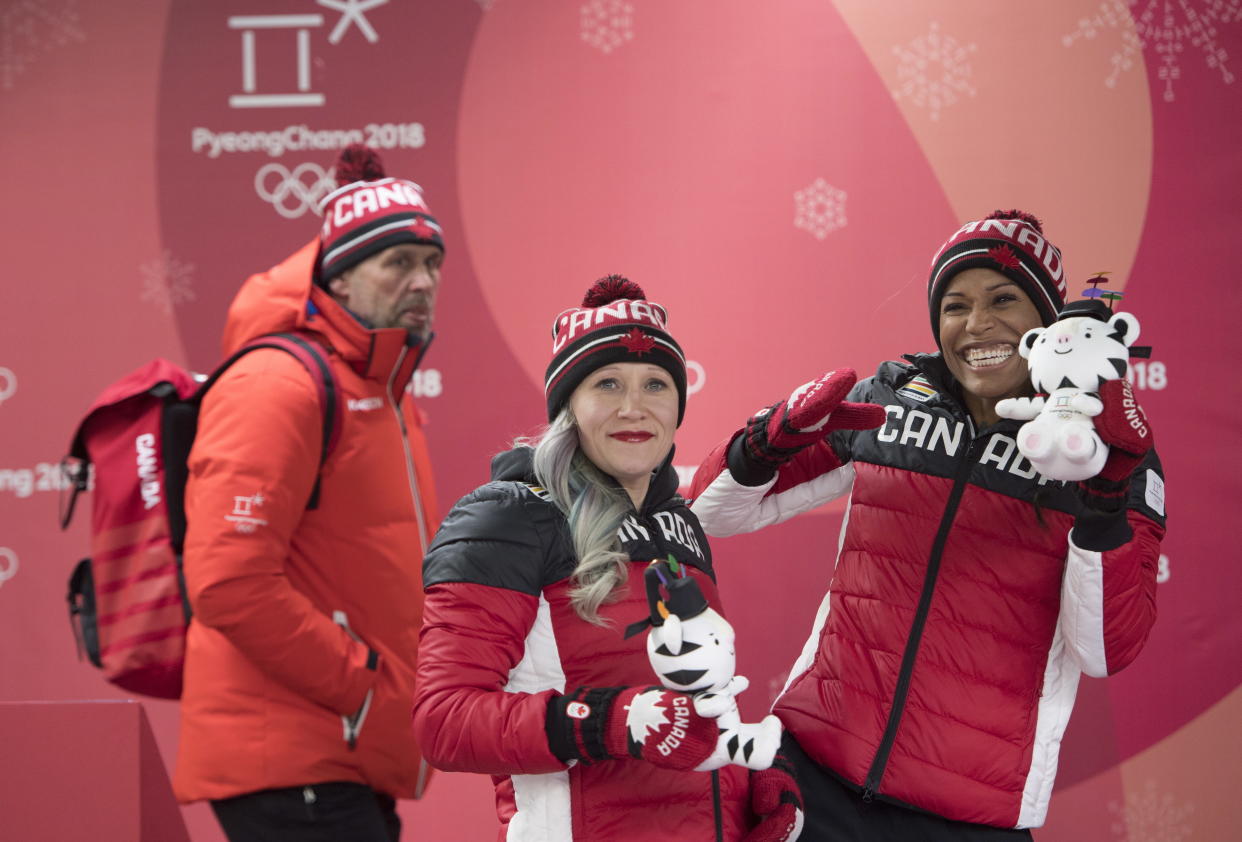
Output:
[{"xmin": 333, "ymin": 610, "xmax": 378, "ymax": 749}]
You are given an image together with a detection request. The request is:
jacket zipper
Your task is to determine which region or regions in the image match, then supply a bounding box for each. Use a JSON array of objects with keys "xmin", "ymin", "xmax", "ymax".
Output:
[
  {"xmin": 644, "ymin": 503, "xmax": 722, "ymax": 839},
  {"xmin": 386, "ymin": 345, "xmax": 429, "ymax": 553},
  {"xmin": 387, "ymin": 344, "xmax": 434, "ymax": 793},
  {"xmin": 712, "ymin": 770, "xmax": 723, "ymax": 841},
  {"xmin": 861, "ymin": 431, "xmax": 985, "ymax": 802}
]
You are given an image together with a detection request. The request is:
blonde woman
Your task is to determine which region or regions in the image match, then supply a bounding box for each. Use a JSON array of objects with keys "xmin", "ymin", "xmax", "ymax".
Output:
[{"xmin": 412, "ymin": 276, "xmax": 805, "ymax": 842}]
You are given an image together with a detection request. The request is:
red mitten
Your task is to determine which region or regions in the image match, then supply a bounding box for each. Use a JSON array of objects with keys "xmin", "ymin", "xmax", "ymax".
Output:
[
  {"xmin": 1092, "ymin": 379, "xmax": 1153, "ymax": 482},
  {"xmin": 547, "ymin": 686, "xmax": 719, "ymax": 770},
  {"xmin": 743, "ymin": 370, "xmax": 886, "ymax": 468},
  {"xmin": 743, "ymin": 752, "xmax": 804, "ymax": 842},
  {"xmin": 1082, "ymin": 379, "xmax": 1154, "ymax": 511}
]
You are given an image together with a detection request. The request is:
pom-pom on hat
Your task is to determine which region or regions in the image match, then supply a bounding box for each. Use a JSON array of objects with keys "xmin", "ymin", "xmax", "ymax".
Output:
[
  {"xmin": 544, "ymin": 275, "xmax": 688, "ymax": 425},
  {"xmin": 927, "ymin": 209, "xmax": 1068, "ymax": 345},
  {"xmin": 316, "ymin": 144, "xmax": 444, "ymax": 284}
]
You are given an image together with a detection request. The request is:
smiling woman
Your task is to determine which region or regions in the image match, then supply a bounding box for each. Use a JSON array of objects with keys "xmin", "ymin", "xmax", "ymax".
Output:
[
  {"xmin": 926, "ymin": 211, "xmax": 1066, "ymax": 428},
  {"xmin": 937, "ymin": 268, "xmax": 1044, "ymax": 425},
  {"xmin": 689, "ymin": 209, "xmax": 1168, "ymax": 840},
  {"xmin": 570, "ymin": 363, "xmax": 679, "ymax": 507},
  {"xmin": 409, "ymin": 276, "xmax": 796, "ymax": 841}
]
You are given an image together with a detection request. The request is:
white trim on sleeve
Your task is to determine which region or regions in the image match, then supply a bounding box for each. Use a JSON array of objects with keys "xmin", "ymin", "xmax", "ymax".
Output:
[
  {"xmin": 692, "ymin": 463, "xmax": 856, "ymax": 537},
  {"xmin": 1060, "ymin": 535, "xmax": 1109, "ymax": 677},
  {"xmin": 505, "ymin": 596, "xmax": 573, "ymax": 840}
]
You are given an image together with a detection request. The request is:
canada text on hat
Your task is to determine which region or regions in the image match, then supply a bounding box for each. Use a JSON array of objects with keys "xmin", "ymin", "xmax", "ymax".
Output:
[
  {"xmin": 320, "ymin": 179, "xmax": 432, "ymax": 233},
  {"xmin": 550, "ymin": 298, "xmax": 671, "ymax": 355},
  {"xmin": 926, "ymin": 209, "xmax": 1069, "ymax": 340},
  {"xmin": 316, "ymin": 144, "xmax": 444, "ymax": 283},
  {"xmin": 930, "ymin": 217, "xmax": 1066, "ymax": 312},
  {"xmin": 544, "ymin": 275, "xmax": 688, "ymax": 424}
]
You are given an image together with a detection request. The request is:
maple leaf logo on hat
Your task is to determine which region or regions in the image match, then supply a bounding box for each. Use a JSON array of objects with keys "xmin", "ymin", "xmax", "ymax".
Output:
[
  {"xmin": 544, "ymin": 274, "xmax": 688, "ymax": 425},
  {"xmin": 620, "ymin": 328, "xmax": 657, "ymax": 355},
  {"xmin": 987, "ymin": 244, "xmax": 1021, "ymax": 270}
]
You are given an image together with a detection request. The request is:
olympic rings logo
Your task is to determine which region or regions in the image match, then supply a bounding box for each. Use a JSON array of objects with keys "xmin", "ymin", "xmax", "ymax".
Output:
[
  {"xmin": 0, "ymin": 367, "xmax": 16, "ymax": 406},
  {"xmin": 0, "ymin": 548, "xmax": 17, "ymax": 587},
  {"xmin": 254, "ymin": 162, "xmax": 336, "ymax": 219}
]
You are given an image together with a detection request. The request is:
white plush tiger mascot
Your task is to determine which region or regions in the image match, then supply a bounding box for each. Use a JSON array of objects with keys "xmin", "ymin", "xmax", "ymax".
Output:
[
  {"xmin": 625, "ymin": 558, "xmax": 782, "ymax": 772},
  {"xmin": 997, "ymin": 299, "xmax": 1141, "ymax": 482}
]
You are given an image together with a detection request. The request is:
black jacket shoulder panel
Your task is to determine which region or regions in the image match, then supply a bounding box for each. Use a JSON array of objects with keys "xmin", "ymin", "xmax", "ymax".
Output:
[
  {"xmin": 426, "ymin": 445, "xmax": 718, "ymax": 593},
  {"xmin": 829, "ymin": 359, "xmax": 929, "ymax": 462},
  {"xmin": 422, "ymin": 480, "xmax": 564, "ymax": 595}
]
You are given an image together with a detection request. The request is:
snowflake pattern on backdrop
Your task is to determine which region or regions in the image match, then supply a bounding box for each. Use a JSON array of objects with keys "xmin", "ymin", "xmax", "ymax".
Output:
[
  {"xmin": 891, "ymin": 21, "xmax": 978, "ymax": 121},
  {"xmin": 140, "ymin": 251, "xmax": 198, "ymax": 314},
  {"xmin": 766, "ymin": 671, "xmax": 790, "ymax": 706},
  {"xmin": 1107, "ymin": 779, "xmax": 1195, "ymax": 842},
  {"xmin": 581, "ymin": 0, "xmax": 634, "ymax": 54},
  {"xmin": 794, "ymin": 178, "xmax": 848, "ymax": 240},
  {"xmin": 1063, "ymin": 0, "xmax": 1241, "ymax": 101},
  {"xmin": 1, "ymin": 0, "xmax": 84, "ymax": 90}
]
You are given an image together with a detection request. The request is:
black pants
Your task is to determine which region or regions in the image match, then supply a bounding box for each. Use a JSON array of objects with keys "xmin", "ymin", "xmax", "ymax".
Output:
[
  {"xmin": 211, "ymin": 781, "xmax": 401, "ymax": 842},
  {"xmin": 784, "ymin": 735, "xmax": 1035, "ymax": 842}
]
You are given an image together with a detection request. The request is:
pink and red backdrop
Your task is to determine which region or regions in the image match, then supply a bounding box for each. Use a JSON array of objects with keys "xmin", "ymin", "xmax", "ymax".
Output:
[{"xmin": 1, "ymin": 1, "xmax": 1239, "ymax": 839}]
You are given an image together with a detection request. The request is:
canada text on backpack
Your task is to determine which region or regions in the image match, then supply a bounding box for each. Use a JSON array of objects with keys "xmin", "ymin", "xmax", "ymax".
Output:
[{"xmin": 61, "ymin": 334, "xmax": 340, "ymax": 698}]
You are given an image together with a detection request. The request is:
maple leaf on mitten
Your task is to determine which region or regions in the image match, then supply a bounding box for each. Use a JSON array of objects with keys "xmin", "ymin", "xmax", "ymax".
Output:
[{"xmin": 546, "ymin": 686, "xmax": 720, "ymax": 770}]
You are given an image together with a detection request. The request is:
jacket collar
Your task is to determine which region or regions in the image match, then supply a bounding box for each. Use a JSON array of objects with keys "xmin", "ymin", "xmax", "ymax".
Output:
[
  {"xmin": 901, "ymin": 351, "xmax": 1024, "ymax": 434},
  {"xmin": 902, "ymin": 351, "xmax": 954, "ymax": 391},
  {"xmin": 305, "ymin": 285, "xmax": 430, "ymax": 392},
  {"xmin": 222, "ymin": 239, "xmax": 430, "ymax": 394}
]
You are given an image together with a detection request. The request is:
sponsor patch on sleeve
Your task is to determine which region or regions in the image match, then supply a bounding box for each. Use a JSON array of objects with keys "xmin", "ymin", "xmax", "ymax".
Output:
[
  {"xmin": 896, "ymin": 375, "xmax": 937, "ymax": 403},
  {"xmin": 1145, "ymin": 469, "xmax": 1165, "ymax": 517}
]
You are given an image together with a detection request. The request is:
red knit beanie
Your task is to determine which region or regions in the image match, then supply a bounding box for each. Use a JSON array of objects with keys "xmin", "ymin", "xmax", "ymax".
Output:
[
  {"xmin": 927, "ymin": 210, "xmax": 1067, "ymax": 345},
  {"xmin": 316, "ymin": 144, "xmax": 444, "ymax": 283},
  {"xmin": 544, "ymin": 275, "xmax": 687, "ymax": 424}
]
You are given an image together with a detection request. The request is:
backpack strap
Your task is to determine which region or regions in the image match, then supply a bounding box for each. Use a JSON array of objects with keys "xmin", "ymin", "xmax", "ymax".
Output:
[
  {"xmin": 197, "ymin": 332, "xmax": 343, "ymax": 510},
  {"xmin": 58, "ymin": 461, "xmax": 90, "ymax": 531}
]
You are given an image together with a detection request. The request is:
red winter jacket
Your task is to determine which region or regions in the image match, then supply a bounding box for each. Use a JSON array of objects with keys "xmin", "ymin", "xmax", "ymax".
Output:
[
  {"xmin": 413, "ymin": 448, "xmax": 752, "ymax": 841},
  {"xmin": 174, "ymin": 240, "xmax": 440, "ymax": 802},
  {"xmin": 690, "ymin": 356, "xmax": 1165, "ymax": 829}
]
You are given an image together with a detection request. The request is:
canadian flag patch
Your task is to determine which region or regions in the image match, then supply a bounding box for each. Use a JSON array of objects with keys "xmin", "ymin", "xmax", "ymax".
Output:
[{"xmin": 567, "ymin": 701, "xmax": 592, "ymax": 720}]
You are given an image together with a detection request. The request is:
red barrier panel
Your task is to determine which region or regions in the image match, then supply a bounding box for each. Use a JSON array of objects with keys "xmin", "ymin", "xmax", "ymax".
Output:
[{"xmin": 0, "ymin": 700, "xmax": 189, "ymax": 842}]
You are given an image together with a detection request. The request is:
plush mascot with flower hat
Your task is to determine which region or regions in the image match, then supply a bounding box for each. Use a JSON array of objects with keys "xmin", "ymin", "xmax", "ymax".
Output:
[
  {"xmin": 626, "ymin": 557, "xmax": 784, "ymax": 773},
  {"xmin": 996, "ymin": 299, "xmax": 1143, "ymax": 482}
]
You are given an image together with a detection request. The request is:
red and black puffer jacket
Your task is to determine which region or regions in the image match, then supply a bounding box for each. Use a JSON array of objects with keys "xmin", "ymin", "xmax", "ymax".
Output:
[
  {"xmin": 691, "ymin": 354, "xmax": 1165, "ymax": 829},
  {"xmin": 413, "ymin": 447, "xmax": 752, "ymax": 842}
]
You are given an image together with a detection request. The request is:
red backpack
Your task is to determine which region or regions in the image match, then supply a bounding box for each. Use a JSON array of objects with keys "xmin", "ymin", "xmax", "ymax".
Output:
[{"xmin": 61, "ymin": 333, "xmax": 342, "ymax": 699}]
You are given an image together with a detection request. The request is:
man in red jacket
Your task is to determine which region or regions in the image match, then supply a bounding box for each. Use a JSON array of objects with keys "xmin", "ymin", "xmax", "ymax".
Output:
[{"xmin": 174, "ymin": 146, "xmax": 443, "ymax": 842}]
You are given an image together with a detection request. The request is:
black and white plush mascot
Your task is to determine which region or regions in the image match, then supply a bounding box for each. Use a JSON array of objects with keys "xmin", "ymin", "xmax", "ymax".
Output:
[
  {"xmin": 626, "ymin": 558, "xmax": 782, "ymax": 772},
  {"xmin": 997, "ymin": 299, "xmax": 1141, "ymax": 481}
]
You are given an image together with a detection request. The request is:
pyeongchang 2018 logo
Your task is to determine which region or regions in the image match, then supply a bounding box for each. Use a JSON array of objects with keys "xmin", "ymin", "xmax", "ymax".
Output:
[{"xmin": 187, "ymin": 2, "xmax": 428, "ymax": 219}]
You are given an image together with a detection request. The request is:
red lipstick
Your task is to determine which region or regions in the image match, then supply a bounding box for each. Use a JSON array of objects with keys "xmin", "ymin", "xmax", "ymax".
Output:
[{"xmin": 610, "ymin": 431, "xmax": 654, "ymax": 443}]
